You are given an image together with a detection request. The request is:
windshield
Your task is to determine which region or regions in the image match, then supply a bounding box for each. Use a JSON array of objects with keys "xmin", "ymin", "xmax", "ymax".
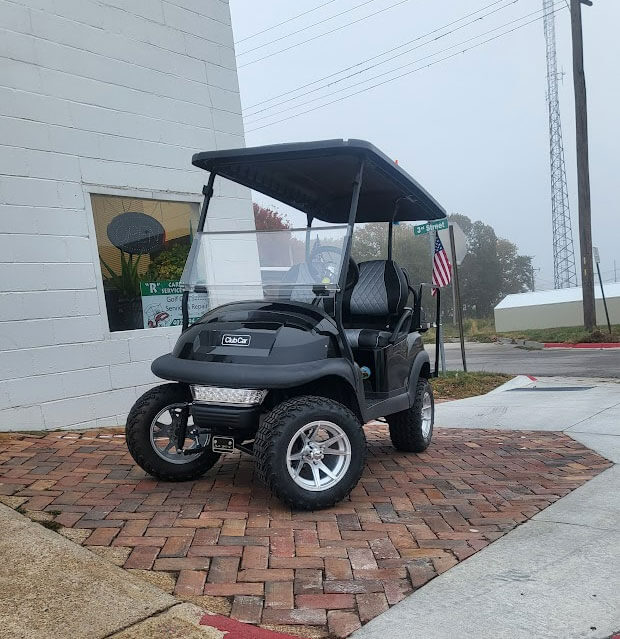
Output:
[{"xmin": 181, "ymin": 225, "xmax": 349, "ymax": 313}]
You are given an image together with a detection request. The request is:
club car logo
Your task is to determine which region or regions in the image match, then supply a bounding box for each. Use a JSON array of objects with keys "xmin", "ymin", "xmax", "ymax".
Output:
[{"xmin": 222, "ymin": 334, "xmax": 251, "ymax": 347}]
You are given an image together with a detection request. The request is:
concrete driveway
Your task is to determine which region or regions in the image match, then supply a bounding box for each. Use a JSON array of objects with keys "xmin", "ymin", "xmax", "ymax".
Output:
[{"xmin": 427, "ymin": 341, "xmax": 620, "ymax": 377}]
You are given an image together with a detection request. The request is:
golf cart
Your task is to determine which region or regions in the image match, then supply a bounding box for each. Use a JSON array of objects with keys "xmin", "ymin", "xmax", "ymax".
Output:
[{"xmin": 126, "ymin": 140, "xmax": 446, "ymax": 510}]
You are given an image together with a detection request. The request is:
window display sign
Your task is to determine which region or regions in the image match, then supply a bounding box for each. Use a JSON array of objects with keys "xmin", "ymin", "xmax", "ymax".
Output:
[
  {"xmin": 91, "ymin": 194, "xmax": 199, "ymax": 332},
  {"xmin": 140, "ymin": 281, "xmax": 208, "ymax": 328}
]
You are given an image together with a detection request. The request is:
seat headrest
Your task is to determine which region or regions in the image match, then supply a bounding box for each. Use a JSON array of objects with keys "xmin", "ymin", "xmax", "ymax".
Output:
[{"xmin": 347, "ymin": 260, "xmax": 408, "ymax": 318}]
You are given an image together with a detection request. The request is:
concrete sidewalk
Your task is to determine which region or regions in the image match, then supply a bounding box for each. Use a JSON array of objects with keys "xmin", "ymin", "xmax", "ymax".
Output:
[
  {"xmin": 353, "ymin": 376, "xmax": 620, "ymax": 639},
  {"xmin": 0, "ymin": 503, "xmax": 295, "ymax": 639}
]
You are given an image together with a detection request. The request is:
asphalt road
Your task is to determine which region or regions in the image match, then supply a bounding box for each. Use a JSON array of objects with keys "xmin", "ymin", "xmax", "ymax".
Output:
[{"xmin": 425, "ymin": 341, "xmax": 620, "ymax": 378}]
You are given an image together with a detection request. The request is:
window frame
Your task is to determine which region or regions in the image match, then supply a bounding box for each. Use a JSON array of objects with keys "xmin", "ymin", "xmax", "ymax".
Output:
[{"xmin": 85, "ymin": 185, "xmax": 203, "ymax": 340}]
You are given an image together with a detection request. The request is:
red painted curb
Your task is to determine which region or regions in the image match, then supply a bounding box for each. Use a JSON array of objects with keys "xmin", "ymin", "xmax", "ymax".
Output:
[
  {"xmin": 544, "ymin": 342, "xmax": 620, "ymax": 349},
  {"xmin": 200, "ymin": 614, "xmax": 307, "ymax": 639}
]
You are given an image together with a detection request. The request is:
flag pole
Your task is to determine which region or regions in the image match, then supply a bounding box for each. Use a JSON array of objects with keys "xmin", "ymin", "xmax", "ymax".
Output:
[{"xmin": 449, "ymin": 226, "xmax": 467, "ymax": 372}]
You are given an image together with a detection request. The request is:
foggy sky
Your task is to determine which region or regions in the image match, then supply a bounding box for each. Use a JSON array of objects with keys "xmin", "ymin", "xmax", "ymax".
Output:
[{"xmin": 230, "ymin": 0, "xmax": 619, "ymax": 289}]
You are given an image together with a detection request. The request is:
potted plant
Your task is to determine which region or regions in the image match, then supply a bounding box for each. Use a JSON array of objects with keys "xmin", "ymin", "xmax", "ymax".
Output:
[
  {"xmin": 102, "ymin": 212, "xmax": 166, "ymax": 331},
  {"xmin": 101, "ymin": 251, "xmax": 144, "ymax": 331}
]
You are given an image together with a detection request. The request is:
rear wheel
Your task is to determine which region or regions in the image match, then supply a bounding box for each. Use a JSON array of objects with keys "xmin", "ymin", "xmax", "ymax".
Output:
[
  {"xmin": 255, "ymin": 396, "xmax": 366, "ymax": 510},
  {"xmin": 126, "ymin": 384, "xmax": 220, "ymax": 482},
  {"xmin": 387, "ymin": 378, "xmax": 434, "ymax": 452}
]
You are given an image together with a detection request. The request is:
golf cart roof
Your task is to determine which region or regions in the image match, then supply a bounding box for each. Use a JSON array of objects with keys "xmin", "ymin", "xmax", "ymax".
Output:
[{"xmin": 192, "ymin": 139, "xmax": 446, "ymax": 224}]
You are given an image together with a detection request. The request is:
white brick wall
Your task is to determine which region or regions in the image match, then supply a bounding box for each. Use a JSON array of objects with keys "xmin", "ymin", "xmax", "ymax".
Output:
[{"xmin": 0, "ymin": 0, "xmax": 250, "ymax": 431}]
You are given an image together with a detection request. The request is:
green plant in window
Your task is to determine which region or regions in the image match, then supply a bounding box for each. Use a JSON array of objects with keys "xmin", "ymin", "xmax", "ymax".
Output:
[
  {"xmin": 143, "ymin": 242, "xmax": 191, "ymax": 281},
  {"xmin": 100, "ymin": 251, "xmax": 142, "ymax": 298}
]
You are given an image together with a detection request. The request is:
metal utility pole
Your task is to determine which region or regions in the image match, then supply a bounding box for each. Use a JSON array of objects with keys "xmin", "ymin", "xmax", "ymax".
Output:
[
  {"xmin": 570, "ymin": 0, "xmax": 596, "ymax": 331},
  {"xmin": 542, "ymin": 0, "xmax": 578, "ymax": 289}
]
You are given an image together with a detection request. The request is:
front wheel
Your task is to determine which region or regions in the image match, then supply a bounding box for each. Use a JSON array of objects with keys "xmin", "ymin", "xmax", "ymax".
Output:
[
  {"xmin": 254, "ymin": 396, "xmax": 366, "ymax": 510},
  {"xmin": 125, "ymin": 384, "xmax": 220, "ymax": 482},
  {"xmin": 387, "ymin": 378, "xmax": 434, "ymax": 452}
]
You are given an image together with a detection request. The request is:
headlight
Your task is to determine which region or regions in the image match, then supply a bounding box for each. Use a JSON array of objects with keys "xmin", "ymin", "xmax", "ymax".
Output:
[{"xmin": 190, "ymin": 385, "xmax": 267, "ymax": 406}]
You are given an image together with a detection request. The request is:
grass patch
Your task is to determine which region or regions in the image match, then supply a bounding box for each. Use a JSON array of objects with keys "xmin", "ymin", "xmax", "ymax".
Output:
[
  {"xmin": 431, "ymin": 371, "xmax": 512, "ymax": 400},
  {"xmin": 504, "ymin": 326, "xmax": 620, "ymax": 344},
  {"xmin": 427, "ymin": 318, "xmax": 620, "ymax": 344}
]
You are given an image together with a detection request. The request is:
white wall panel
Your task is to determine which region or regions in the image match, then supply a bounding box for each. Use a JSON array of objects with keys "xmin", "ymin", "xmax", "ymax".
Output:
[{"xmin": 0, "ymin": 0, "xmax": 249, "ymax": 430}]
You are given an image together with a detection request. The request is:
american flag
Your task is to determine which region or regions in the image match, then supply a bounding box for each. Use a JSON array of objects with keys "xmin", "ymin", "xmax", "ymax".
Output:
[{"xmin": 431, "ymin": 233, "xmax": 452, "ymax": 295}]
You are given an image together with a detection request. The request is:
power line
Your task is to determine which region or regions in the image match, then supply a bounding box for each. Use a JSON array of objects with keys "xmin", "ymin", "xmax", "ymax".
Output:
[
  {"xmin": 235, "ymin": 0, "xmax": 339, "ymax": 44},
  {"xmin": 238, "ymin": 0, "xmax": 378, "ymax": 56},
  {"xmin": 245, "ymin": 4, "xmax": 561, "ymax": 127},
  {"xmin": 245, "ymin": 0, "xmax": 510, "ymax": 111},
  {"xmin": 239, "ymin": 0, "xmax": 411, "ymax": 68},
  {"xmin": 246, "ymin": 4, "xmax": 567, "ymax": 133},
  {"xmin": 245, "ymin": 0, "xmax": 520, "ymax": 118}
]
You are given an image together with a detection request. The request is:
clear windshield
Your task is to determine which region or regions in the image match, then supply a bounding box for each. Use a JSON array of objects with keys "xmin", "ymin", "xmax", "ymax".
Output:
[{"xmin": 180, "ymin": 225, "xmax": 349, "ymax": 312}]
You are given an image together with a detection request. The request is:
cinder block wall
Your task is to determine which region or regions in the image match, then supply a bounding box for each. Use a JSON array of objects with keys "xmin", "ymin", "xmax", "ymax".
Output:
[{"xmin": 0, "ymin": 0, "xmax": 250, "ymax": 431}]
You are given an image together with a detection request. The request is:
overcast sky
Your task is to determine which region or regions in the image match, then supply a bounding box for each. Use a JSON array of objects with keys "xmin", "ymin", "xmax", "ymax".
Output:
[{"xmin": 229, "ymin": 0, "xmax": 619, "ymax": 289}]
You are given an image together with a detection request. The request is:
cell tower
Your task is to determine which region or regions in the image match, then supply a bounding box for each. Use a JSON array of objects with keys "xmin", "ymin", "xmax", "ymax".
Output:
[{"xmin": 542, "ymin": 0, "xmax": 578, "ymax": 289}]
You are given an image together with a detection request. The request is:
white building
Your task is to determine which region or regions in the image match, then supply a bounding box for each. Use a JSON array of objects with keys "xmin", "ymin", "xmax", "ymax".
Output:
[
  {"xmin": 0, "ymin": 0, "xmax": 253, "ymax": 431},
  {"xmin": 494, "ymin": 283, "xmax": 620, "ymax": 332}
]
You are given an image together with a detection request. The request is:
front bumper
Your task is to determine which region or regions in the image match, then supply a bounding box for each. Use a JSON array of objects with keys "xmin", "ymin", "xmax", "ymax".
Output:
[{"xmin": 151, "ymin": 353, "xmax": 358, "ymax": 390}]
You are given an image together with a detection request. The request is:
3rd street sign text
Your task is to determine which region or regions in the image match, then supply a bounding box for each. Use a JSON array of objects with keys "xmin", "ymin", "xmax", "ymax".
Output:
[{"xmin": 413, "ymin": 218, "xmax": 449, "ymax": 236}]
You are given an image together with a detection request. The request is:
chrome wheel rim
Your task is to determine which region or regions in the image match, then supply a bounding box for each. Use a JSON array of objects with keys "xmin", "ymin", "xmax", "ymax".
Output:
[
  {"xmin": 286, "ymin": 421, "xmax": 351, "ymax": 492},
  {"xmin": 421, "ymin": 392, "xmax": 433, "ymax": 438},
  {"xmin": 150, "ymin": 403, "xmax": 207, "ymax": 464}
]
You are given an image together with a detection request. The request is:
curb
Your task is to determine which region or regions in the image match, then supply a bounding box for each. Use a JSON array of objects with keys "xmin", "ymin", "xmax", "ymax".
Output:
[
  {"xmin": 496, "ymin": 337, "xmax": 544, "ymax": 349},
  {"xmin": 200, "ymin": 614, "xmax": 305, "ymax": 638},
  {"xmin": 544, "ymin": 342, "xmax": 620, "ymax": 349},
  {"xmin": 487, "ymin": 374, "xmax": 537, "ymax": 394}
]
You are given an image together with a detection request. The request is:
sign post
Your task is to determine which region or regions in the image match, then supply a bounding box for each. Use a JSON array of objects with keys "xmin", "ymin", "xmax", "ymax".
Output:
[
  {"xmin": 593, "ymin": 247, "xmax": 612, "ymax": 335},
  {"xmin": 415, "ymin": 219, "xmax": 467, "ymax": 373},
  {"xmin": 449, "ymin": 225, "xmax": 467, "ymax": 372},
  {"xmin": 413, "ymin": 218, "xmax": 468, "ymax": 373}
]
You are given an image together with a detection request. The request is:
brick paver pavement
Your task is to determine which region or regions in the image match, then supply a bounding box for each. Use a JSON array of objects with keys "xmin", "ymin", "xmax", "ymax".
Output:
[{"xmin": 0, "ymin": 425, "xmax": 611, "ymax": 638}]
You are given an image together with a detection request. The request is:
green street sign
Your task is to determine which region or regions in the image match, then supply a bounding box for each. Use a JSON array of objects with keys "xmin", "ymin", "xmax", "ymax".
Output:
[{"xmin": 413, "ymin": 218, "xmax": 449, "ymax": 236}]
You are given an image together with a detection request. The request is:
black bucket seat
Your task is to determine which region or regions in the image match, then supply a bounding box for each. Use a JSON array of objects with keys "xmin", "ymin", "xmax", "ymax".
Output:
[{"xmin": 343, "ymin": 260, "xmax": 409, "ymax": 349}]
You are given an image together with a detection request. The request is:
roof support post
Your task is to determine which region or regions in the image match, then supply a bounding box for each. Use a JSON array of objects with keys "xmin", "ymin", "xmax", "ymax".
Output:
[
  {"xmin": 183, "ymin": 172, "xmax": 216, "ymax": 331},
  {"xmin": 197, "ymin": 172, "xmax": 217, "ymax": 232},
  {"xmin": 334, "ymin": 158, "xmax": 365, "ymax": 369},
  {"xmin": 340, "ymin": 158, "xmax": 365, "ymax": 292}
]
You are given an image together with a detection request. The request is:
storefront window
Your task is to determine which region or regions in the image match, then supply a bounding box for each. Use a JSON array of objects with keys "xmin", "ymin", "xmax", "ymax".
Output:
[{"xmin": 91, "ymin": 194, "xmax": 201, "ymax": 332}]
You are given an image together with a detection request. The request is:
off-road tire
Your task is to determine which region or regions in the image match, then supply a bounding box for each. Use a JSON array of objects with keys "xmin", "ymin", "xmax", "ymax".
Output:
[
  {"xmin": 254, "ymin": 395, "xmax": 366, "ymax": 510},
  {"xmin": 387, "ymin": 378, "xmax": 434, "ymax": 452},
  {"xmin": 125, "ymin": 383, "xmax": 220, "ymax": 482}
]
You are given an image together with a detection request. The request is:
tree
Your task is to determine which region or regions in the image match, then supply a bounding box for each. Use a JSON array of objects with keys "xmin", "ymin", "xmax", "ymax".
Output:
[
  {"xmin": 453, "ymin": 215, "xmax": 533, "ymax": 317},
  {"xmin": 252, "ymin": 203, "xmax": 304, "ymax": 266},
  {"xmin": 351, "ymin": 214, "xmax": 533, "ymax": 321},
  {"xmin": 497, "ymin": 238, "xmax": 533, "ymax": 298},
  {"xmin": 352, "ymin": 223, "xmax": 432, "ymax": 280},
  {"xmin": 459, "ymin": 219, "xmax": 503, "ymax": 317},
  {"xmin": 253, "ymin": 203, "xmax": 290, "ymax": 230}
]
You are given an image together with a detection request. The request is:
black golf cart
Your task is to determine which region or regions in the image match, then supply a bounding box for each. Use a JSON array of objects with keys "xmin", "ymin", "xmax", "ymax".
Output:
[{"xmin": 126, "ymin": 140, "xmax": 446, "ymax": 510}]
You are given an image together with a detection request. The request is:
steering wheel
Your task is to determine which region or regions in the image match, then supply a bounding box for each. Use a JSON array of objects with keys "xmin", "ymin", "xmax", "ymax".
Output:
[
  {"xmin": 308, "ymin": 245, "xmax": 359, "ymax": 292},
  {"xmin": 308, "ymin": 245, "xmax": 342, "ymax": 284}
]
